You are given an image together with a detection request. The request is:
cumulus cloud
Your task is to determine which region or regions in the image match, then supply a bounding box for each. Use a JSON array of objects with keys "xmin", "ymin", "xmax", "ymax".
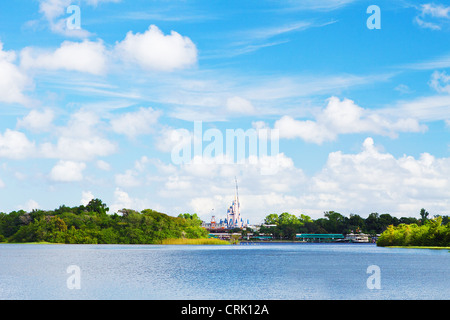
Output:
[
  {"xmin": 0, "ymin": 42, "xmax": 32, "ymax": 104},
  {"xmin": 110, "ymin": 107, "xmax": 162, "ymax": 138},
  {"xmin": 113, "ymin": 151, "xmax": 303, "ymax": 221},
  {"xmin": 115, "ymin": 156, "xmax": 150, "ymax": 187},
  {"xmin": 119, "ymin": 136, "xmax": 450, "ymax": 220},
  {"xmin": 81, "ymin": 190, "xmax": 95, "ymax": 206},
  {"xmin": 155, "ymin": 127, "xmax": 192, "ymax": 153},
  {"xmin": 21, "ymin": 40, "xmax": 108, "ymax": 75},
  {"xmin": 41, "ymin": 136, "xmax": 116, "ymax": 161},
  {"xmin": 40, "ymin": 109, "xmax": 116, "ymax": 161},
  {"xmin": 307, "ymin": 137, "xmax": 450, "ymax": 215},
  {"xmin": 18, "ymin": 199, "xmax": 41, "ymax": 212},
  {"xmin": 0, "ymin": 129, "xmax": 36, "ymax": 159},
  {"xmin": 17, "ymin": 108, "xmax": 55, "ymax": 132},
  {"xmin": 115, "ymin": 25, "xmax": 198, "ymax": 72},
  {"xmin": 50, "ymin": 160, "xmax": 86, "ymax": 182},
  {"xmin": 109, "ymin": 187, "xmax": 160, "ymax": 214},
  {"xmin": 273, "ymin": 97, "xmax": 426, "ymax": 144},
  {"xmin": 226, "ymin": 96, "xmax": 256, "ymax": 114}
]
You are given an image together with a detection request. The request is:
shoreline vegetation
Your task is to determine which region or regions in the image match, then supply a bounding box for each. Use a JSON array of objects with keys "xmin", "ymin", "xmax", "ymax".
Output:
[
  {"xmin": 386, "ymin": 246, "xmax": 450, "ymax": 250},
  {"xmin": 376, "ymin": 215, "xmax": 450, "ymax": 248},
  {"xmin": 0, "ymin": 199, "xmax": 211, "ymax": 245},
  {"xmin": 0, "ymin": 199, "xmax": 449, "ymax": 248}
]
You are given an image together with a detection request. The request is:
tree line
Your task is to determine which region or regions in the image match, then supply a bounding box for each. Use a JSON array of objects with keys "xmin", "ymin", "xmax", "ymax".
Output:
[
  {"xmin": 0, "ymin": 199, "xmax": 208, "ymax": 244},
  {"xmin": 377, "ymin": 216, "xmax": 450, "ymax": 247},
  {"xmin": 1, "ymin": 200, "xmax": 448, "ymax": 246},
  {"xmin": 257, "ymin": 209, "xmax": 450, "ymax": 242}
]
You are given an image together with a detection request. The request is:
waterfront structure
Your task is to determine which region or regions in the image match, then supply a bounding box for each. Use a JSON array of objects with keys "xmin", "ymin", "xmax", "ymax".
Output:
[
  {"xmin": 344, "ymin": 233, "xmax": 370, "ymax": 243},
  {"xmin": 296, "ymin": 234, "xmax": 344, "ymax": 242}
]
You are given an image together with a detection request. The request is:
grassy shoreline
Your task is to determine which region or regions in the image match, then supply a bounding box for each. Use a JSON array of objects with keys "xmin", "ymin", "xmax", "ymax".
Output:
[
  {"xmin": 1, "ymin": 238, "xmax": 231, "ymax": 245},
  {"xmin": 160, "ymin": 238, "xmax": 230, "ymax": 245},
  {"xmin": 386, "ymin": 245, "xmax": 450, "ymax": 250}
]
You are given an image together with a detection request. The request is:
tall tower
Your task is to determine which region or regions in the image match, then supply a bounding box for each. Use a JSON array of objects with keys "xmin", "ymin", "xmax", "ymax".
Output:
[
  {"xmin": 227, "ymin": 177, "xmax": 242, "ymax": 228},
  {"xmin": 234, "ymin": 176, "xmax": 241, "ymax": 228}
]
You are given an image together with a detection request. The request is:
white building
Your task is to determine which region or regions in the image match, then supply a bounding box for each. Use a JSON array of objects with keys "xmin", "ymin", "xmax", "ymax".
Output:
[
  {"xmin": 344, "ymin": 233, "xmax": 369, "ymax": 243},
  {"xmin": 226, "ymin": 177, "xmax": 246, "ymax": 229},
  {"xmin": 203, "ymin": 178, "xmax": 248, "ymax": 230}
]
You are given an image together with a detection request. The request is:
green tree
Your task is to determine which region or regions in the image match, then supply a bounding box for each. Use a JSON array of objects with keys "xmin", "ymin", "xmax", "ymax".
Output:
[
  {"xmin": 420, "ymin": 208, "xmax": 429, "ymax": 224},
  {"xmin": 86, "ymin": 199, "xmax": 109, "ymax": 215},
  {"xmin": 264, "ymin": 214, "xmax": 279, "ymax": 225}
]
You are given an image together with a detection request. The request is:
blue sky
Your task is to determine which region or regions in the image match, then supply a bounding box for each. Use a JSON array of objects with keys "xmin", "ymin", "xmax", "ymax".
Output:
[{"xmin": 0, "ymin": 0, "xmax": 449, "ymax": 222}]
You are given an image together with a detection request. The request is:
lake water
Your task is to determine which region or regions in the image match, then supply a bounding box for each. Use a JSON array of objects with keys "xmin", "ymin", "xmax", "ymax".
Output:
[{"xmin": 0, "ymin": 243, "xmax": 448, "ymax": 300}]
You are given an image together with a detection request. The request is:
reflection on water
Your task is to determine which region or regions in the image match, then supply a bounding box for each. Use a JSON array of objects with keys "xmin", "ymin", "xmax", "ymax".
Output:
[{"xmin": 0, "ymin": 243, "xmax": 448, "ymax": 300}]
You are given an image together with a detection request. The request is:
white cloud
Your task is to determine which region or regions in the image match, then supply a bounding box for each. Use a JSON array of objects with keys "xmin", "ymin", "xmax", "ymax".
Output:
[
  {"xmin": 127, "ymin": 136, "xmax": 450, "ymax": 220},
  {"xmin": 155, "ymin": 127, "xmax": 192, "ymax": 153},
  {"xmin": 41, "ymin": 136, "xmax": 116, "ymax": 161},
  {"xmin": 274, "ymin": 115, "xmax": 332, "ymax": 143},
  {"xmin": 420, "ymin": 3, "xmax": 450, "ymax": 18},
  {"xmin": 109, "ymin": 187, "xmax": 161, "ymax": 214},
  {"xmin": 115, "ymin": 24, "xmax": 198, "ymax": 72},
  {"xmin": 18, "ymin": 199, "xmax": 40, "ymax": 212},
  {"xmin": 17, "ymin": 108, "xmax": 55, "ymax": 132},
  {"xmin": 306, "ymin": 137, "xmax": 450, "ymax": 216},
  {"xmin": 119, "ymin": 151, "xmax": 304, "ymax": 220},
  {"xmin": 0, "ymin": 129, "xmax": 36, "ymax": 159},
  {"xmin": 0, "ymin": 42, "xmax": 32, "ymax": 104},
  {"xmin": 429, "ymin": 70, "xmax": 450, "ymax": 93},
  {"xmin": 84, "ymin": 0, "xmax": 121, "ymax": 6},
  {"xmin": 110, "ymin": 107, "xmax": 162, "ymax": 138},
  {"xmin": 40, "ymin": 109, "xmax": 116, "ymax": 161},
  {"xmin": 21, "ymin": 40, "xmax": 108, "ymax": 75},
  {"xmin": 115, "ymin": 156, "xmax": 150, "ymax": 187},
  {"xmin": 96, "ymin": 160, "xmax": 111, "ymax": 171},
  {"xmin": 50, "ymin": 160, "xmax": 86, "ymax": 182},
  {"xmin": 37, "ymin": 0, "xmax": 120, "ymax": 37},
  {"xmin": 273, "ymin": 97, "xmax": 426, "ymax": 144},
  {"xmin": 115, "ymin": 169, "xmax": 141, "ymax": 187},
  {"xmin": 402, "ymin": 53, "xmax": 450, "ymax": 70},
  {"xmin": 414, "ymin": 3, "xmax": 450, "ymax": 30},
  {"xmin": 38, "ymin": 0, "xmax": 72, "ymax": 27},
  {"xmin": 391, "ymin": 94, "xmax": 450, "ymax": 122},
  {"xmin": 394, "ymin": 84, "xmax": 413, "ymax": 94},
  {"xmin": 226, "ymin": 96, "xmax": 256, "ymax": 114},
  {"xmin": 81, "ymin": 190, "xmax": 94, "ymax": 206}
]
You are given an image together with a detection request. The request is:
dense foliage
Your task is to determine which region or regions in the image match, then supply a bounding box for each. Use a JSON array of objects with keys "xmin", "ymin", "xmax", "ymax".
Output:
[
  {"xmin": 259, "ymin": 210, "xmax": 449, "ymax": 243},
  {"xmin": 377, "ymin": 216, "xmax": 450, "ymax": 247},
  {"xmin": 0, "ymin": 199, "xmax": 208, "ymax": 244},
  {"xmin": 1, "ymin": 200, "xmax": 448, "ymax": 247}
]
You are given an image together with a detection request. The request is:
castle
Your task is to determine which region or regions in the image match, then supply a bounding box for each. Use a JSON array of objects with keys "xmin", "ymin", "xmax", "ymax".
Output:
[{"xmin": 203, "ymin": 178, "xmax": 248, "ymax": 230}]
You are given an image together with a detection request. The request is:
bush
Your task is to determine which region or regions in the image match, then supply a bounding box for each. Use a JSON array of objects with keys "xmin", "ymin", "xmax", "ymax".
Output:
[{"xmin": 377, "ymin": 217, "xmax": 450, "ymax": 247}]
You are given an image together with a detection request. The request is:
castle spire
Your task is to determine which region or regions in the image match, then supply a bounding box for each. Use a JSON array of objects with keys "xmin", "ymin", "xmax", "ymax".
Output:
[{"xmin": 235, "ymin": 176, "xmax": 239, "ymax": 206}]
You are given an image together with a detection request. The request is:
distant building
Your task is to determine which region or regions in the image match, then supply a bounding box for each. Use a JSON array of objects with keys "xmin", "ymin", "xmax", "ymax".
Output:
[
  {"xmin": 344, "ymin": 233, "xmax": 369, "ymax": 243},
  {"xmin": 203, "ymin": 177, "xmax": 248, "ymax": 230}
]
